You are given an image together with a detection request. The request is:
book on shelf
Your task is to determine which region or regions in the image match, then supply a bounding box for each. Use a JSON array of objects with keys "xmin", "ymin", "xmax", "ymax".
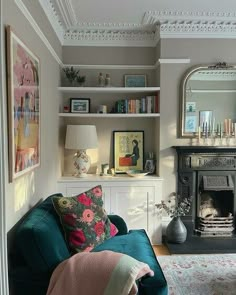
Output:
[{"xmin": 114, "ymin": 94, "xmax": 159, "ymax": 114}]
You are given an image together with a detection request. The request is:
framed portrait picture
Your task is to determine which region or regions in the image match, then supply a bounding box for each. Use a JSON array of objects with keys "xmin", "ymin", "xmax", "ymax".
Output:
[
  {"xmin": 6, "ymin": 26, "xmax": 40, "ymax": 182},
  {"xmin": 124, "ymin": 74, "xmax": 147, "ymax": 87},
  {"xmin": 185, "ymin": 115, "xmax": 197, "ymax": 133},
  {"xmin": 113, "ymin": 130, "xmax": 144, "ymax": 173},
  {"xmin": 70, "ymin": 98, "xmax": 90, "ymax": 113}
]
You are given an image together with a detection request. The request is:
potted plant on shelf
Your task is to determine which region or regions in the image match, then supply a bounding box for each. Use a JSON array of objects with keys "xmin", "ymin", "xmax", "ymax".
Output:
[
  {"xmin": 155, "ymin": 193, "xmax": 191, "ymax": 244},
  {"xmin": 63, "ymin": 66, "xmax": 86, "ymax": 86}
]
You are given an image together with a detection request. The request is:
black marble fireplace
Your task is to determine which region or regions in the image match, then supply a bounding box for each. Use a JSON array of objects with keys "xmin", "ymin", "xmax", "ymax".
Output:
[{"xmin": 167, "ymin": 146, "xmax": 236, "ymax": 254}]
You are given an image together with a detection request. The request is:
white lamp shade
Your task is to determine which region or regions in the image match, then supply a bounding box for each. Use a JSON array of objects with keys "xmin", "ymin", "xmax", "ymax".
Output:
[{"xmin": 65, "ymin": 125, "xmax": 98, "ymax": 150}]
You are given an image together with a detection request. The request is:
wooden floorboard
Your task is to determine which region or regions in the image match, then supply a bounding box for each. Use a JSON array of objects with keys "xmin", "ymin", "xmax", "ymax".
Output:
[{"xmin": 153, "ymin": 244, "xmax": 171, "ymax": 256}]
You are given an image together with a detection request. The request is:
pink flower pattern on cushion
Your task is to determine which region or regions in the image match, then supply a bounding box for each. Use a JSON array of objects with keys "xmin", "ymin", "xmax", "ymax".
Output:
[
  {"xmin": 52, "ymin": 185, "xmax": 118, "ymax": 253},
  {"xmin": 77, "ymin": 194, "xmax": 92, "ymax": 206}
]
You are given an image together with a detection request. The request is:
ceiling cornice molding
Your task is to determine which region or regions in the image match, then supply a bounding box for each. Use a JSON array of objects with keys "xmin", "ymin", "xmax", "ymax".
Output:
[
  {"xmin": 146, "ymin": 10, "xmax": 236, "ymax": 39},
  {"xmin": 37, "ymin": 3, "xmax": 236, "ymax": 46},
  {"xmin": 38, "ymin": 0, "xmax": 65, "ymax": 44},
  {"xmin": 55, "ymin": 0, "xmax": 77, "ymax": 28},
  {"xmin": 63, "ymin": 30, "xmax": 156, "ymax": 47}
]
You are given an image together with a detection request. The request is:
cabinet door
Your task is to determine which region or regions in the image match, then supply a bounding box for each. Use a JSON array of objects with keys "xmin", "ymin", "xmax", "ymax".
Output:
[
  {"xmin": 64, "ymin": 185, "xmax": 111, "ymax": 213},
  {"xmin": 110, "ymin": 186, "xmax": 155, "ymax": 239}
]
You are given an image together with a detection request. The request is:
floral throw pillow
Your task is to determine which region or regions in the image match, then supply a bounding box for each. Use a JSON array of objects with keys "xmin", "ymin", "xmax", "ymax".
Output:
[{"xmin": 52, "ymin": 185, "xmax": 118, "ymax": 253}]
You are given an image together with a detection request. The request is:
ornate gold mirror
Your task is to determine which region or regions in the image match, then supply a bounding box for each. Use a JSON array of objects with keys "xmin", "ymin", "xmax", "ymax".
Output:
[{"xmin": 180, "ymin": 62, "xmax": 236, "ymax": 138}]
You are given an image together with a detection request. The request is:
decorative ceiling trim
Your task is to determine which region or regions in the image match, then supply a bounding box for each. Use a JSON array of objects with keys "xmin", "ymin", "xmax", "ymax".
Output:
[
  {"xmin": 157, "ymin": 21, "xmax": 236, "ymax": 39},
  {"xmin": 55, "ymin": 0, "xmax": 77, "ymax": 28},
  {"xmin": 15, "ymin": 0, "xmax": 63, "ymax": 65},
  {"xmin": 36, "ymin": 3, "xmax": 236, "ymax": 46},
  {"xmin": 145, "ymin": 10, "xmax": 236, "ymax": 39},
  {"xmin": 63, "ymin": 29, "xmax": 156, "ymax": 47},
  {"xmin": 38, "ymin": 0, "xmax": 65, "ymax": 44}
]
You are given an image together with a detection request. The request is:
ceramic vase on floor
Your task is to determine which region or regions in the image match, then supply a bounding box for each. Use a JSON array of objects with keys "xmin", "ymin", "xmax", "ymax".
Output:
[{"xmin": 166, "ymin": 216, "xmax": 187, "ymax": 243}]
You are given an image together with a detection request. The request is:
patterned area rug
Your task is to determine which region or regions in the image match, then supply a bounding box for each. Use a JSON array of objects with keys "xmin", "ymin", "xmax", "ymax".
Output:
[{"xmin": 158, "ymin": 254, "xmax": 236, "ymax": 295}]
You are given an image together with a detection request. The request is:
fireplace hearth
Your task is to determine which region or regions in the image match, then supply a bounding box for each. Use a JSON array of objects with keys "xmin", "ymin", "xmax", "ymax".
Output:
[{"xmin": 167, "ymin": 146, "xmax": 236, "ymax": 254}]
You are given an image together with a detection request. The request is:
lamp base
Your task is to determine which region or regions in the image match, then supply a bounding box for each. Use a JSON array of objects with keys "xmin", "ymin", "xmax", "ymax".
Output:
[{"xmin": 73, "ymin": 150, "xmax": 91, "ymax": 177}]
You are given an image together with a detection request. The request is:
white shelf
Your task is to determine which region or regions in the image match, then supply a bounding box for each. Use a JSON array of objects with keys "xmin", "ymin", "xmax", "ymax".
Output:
[
  {"xmin": 59, "ymin": 113, "xmax": 160, "ymax": 118},
  {"xmin": 58, "ymin": 86, "xmax": 160, "ymax": 93},
  {"xmin": 58, "ymin": 175, "xmax": 163, "ymax": 182}
]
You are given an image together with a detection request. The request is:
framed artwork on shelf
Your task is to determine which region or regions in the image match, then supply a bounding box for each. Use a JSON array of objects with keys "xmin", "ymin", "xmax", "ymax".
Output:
[
  {"xmin": 113, "ymin": 130, "xmax": 144, "ymax": 173},
  {"xmin": 124, "ymin": 74, "xmax": 147, "ymax": 87},
  {"xmin": 6, "ymin": 26, "xmax": 40, "ymax": 182},
  {"xmin": 70, "ymin": 98, "xmax": 90, "ymax": 113}
]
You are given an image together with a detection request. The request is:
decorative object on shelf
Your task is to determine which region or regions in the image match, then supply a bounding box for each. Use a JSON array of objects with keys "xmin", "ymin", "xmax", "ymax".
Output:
[
  {"xmin": 113, "ymin": 130, "xmax": 144, "ymax": 173},
  {"xmin": 126, "ymin": 170, "xmax": 148, "ymax": 178},
  {"xmin": 97, "ymin": 105, "xmax": 107, "ymax": 113},
  {"xmin": 105, "ymin": 73, "xmax": 111, "ymax": 87},
  {"xmin": 124, "ymin": 74, "xmax": 147, "ymax": 87},
  {"xmin": 155, "ymin": 193, "xmax": 191, "ymax": 244},
  {"xmin": 6, "ymin": 26, "xmax": 40, "ymax": 182},
  {"xmin": 98, "ymin": 72, "xmax": 105, "ymax": 87},
  {"xmin": 101, "ymin": 163, "xmax": 109, "ymax": 175},
  {"xmin": 63, "ymin": 66, "xmax": 85, "ymax": 86},
  {"xmin": 65, "ymin": 125, "xmax": 98, "ymax": 177},
  {"xmin": 144, "ymin": 152, "xmax": 156, "ymax": 174},
  {"xmin": 76, "ymin": 74, "xmax": 86, "ymax": 86},
  {"xmin": 70, "ymin": 98, "xmax": 90, "ymax": 113},
  {"xmin": 63, "ymin": 106, "xmax": 69, "ymax": 113}
]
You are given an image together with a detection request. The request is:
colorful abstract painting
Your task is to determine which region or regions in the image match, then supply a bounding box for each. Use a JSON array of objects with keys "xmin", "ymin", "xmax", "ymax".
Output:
[{"xmin": 6, "ymin": 26, "xmax": 40, "ymax": 182}]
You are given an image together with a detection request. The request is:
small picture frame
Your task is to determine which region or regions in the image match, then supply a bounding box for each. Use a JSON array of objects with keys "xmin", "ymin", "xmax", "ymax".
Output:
[
  {"xmin": 70, "ymin": 98, "xmax": 90, "ymax": 113},
  {"xmin": 124, "ymin": 74, "xmax": 147, "ymax": 87},
  {"xmin": 113, "ymin": 130, "xmax": 144, "ymax": 173}
]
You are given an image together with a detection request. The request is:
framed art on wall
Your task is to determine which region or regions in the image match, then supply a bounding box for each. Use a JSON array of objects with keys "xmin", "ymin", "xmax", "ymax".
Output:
[
  {"xmin": 124, "ymin": 74, "xmax": 147, "ymax": 87},
  {"xmin": 70, "ymin": 98, "xmax": 90, "ymax": 113},
  {"xmin": 6, "ymin": 26, "xmax": 40, "ymax": 182},
  {"xmin": 113, "ymin": 130, "xmax": 144, "ymax": 173}
]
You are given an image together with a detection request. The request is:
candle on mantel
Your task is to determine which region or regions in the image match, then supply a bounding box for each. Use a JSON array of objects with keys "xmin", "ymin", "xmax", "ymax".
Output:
[
  {"xmin": 224, "ymin": 119, "xmax": 228, "ymax": 135},
  {"xmin": 198, "ymin": 126, "xmax": 201, "ymax": 141},
  {"xmin": 205, "ymin": 122, "xmax": 208, "ymax": 138},
  {"xmin": 212, "ymin": 117, "xmax": 215, "ymax": 136},
  {"xmin": 234, "ymin": 123, "xmax": 236, "ymax": 138},
  {"xmin": 228, "ymin": 119, "xmax": 232, "ymax": 135}
]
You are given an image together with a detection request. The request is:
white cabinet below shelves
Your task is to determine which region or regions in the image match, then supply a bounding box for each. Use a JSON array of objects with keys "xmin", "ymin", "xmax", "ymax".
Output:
[{"xmin": 57, "ymin": 176, "xmax": 163, "ymax": 244}]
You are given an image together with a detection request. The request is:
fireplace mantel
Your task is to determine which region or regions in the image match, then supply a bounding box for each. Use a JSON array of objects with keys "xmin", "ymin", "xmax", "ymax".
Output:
[{"xmin": 173, "ymin": 146, "xmax": 236, "ymax": 153}]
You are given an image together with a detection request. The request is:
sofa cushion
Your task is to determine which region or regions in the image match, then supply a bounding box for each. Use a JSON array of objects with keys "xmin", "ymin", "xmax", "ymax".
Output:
[
  {"xmin": 15, "ymin": 193, "xmax": 71, "ymax": 273},
  {"xmin": 52, "ymin": 185, "xmax": 118, "ymax": 253},
  {"xmin": 93, "ymin": 229, "xmax": 168, "ymax": 295}
]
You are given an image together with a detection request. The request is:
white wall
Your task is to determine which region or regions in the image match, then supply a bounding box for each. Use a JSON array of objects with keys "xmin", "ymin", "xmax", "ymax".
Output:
[{"xmin": 2, "ymin": 0, "xmax": 62, "ymax": 231}]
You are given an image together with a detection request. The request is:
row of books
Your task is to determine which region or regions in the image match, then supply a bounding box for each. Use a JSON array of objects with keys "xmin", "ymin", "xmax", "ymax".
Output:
[{"xmin": 114, "ymin": 95, "xmax": 159, "ymax": 114}]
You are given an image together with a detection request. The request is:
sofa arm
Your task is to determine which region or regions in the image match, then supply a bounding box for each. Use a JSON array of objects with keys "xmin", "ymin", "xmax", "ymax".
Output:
[{"xmin": 108, "ymin": 215, "xmax": 128, "ymax": 235}]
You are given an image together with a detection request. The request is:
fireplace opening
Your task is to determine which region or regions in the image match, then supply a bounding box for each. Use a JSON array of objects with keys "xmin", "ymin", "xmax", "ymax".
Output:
[{"xmin": 195, "ymin": 175, "xmax": 234, "ymax": 237}]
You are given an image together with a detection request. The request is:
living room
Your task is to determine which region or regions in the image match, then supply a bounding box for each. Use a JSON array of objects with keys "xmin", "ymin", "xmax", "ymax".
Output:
[{"xmin": 1, "ymin": 0, "xmax": 236, "ymax": 294}]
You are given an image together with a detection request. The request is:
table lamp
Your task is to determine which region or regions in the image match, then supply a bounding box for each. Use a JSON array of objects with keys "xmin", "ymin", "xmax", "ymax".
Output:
[{"xmin": 65, "ymin": 125, "xmax": 98, "ymax": 177}]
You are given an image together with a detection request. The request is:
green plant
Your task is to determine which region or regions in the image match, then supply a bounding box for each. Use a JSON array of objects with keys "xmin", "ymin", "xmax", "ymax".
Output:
[
  {"xmin": 76, "ymin": 75, "xmax": 86, "ymax": 84},
  {"xmin": 63, "ymin": 66, "xmax": 80, "ymax": 84},
  {"xmin": 155, "ymin": 193, "xmax": 191, "ymax": 218}
]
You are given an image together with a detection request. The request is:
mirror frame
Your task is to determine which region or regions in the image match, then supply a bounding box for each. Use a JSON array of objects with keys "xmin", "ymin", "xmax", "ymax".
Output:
[{"xmin": 179, "ymin": 62, "xmax": 235, "ymax": 138}]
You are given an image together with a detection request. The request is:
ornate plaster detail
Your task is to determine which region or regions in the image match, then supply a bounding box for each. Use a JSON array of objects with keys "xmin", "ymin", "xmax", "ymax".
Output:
[
  {"xmin": 55, "ymin": 0, "xmax": 77, "ymax": 28},
  {"xmin": 38, "ymin": 0, "xmax": 65, "ymax": 43},
  {"xmin": 63, "ymin": 29, "xmax": 156, "ymax": 47}
]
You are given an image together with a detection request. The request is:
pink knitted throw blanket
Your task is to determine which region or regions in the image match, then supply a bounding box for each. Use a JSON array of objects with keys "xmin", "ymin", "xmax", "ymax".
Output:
[{"xmin": 46, "ymin": 250, "xmax": 154, "ymax": 295}]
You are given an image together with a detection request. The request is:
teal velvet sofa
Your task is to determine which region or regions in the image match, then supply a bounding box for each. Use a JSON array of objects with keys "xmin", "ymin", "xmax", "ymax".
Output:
[{"xmin": 9, "ymin": 193, "xmax": 168, "ymax": 295}]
